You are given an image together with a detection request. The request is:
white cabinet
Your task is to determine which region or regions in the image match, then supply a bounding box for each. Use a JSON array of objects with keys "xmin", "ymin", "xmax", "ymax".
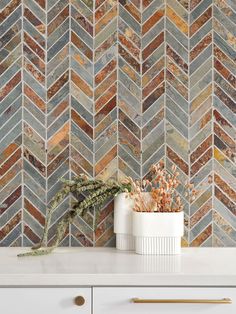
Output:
[
  {"xmin": 93, "ymin": 287, "xmax": 236, "ymax": 314},
  {"xmin": 0, "ymin": 288, "xmax": 91, "ymax": 314}
]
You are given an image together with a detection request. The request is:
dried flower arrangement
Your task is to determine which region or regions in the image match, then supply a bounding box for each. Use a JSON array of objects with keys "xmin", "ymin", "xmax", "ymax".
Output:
[
  {"xmin": 18, "ymin": 175, "xmax": 131, "ymax": 257},
  {"xmin": 124, "ymin": 161, "xmax": 197, "ymax": 213}
]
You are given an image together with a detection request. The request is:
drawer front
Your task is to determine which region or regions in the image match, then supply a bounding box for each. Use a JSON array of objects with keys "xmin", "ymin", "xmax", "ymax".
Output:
[
  {"xmin": 94, "ymin": 287, "xmax": 236, "ymax": 314},
  {"xmin": 0, "ymin": 288, "xmax": 91, "ymax": 314}
]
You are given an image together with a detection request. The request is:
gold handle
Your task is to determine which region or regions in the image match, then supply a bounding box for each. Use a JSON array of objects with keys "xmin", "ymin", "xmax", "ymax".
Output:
[
  {"xmin": 132, "ymin": 298, "xmax": 232, "ymax": 304},
  {"xmin": 74, "ymin": 296, "xmax": 85, "ymax": 306}
]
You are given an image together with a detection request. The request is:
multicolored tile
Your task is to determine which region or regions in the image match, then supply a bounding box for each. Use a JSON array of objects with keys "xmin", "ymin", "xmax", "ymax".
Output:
[{"xmin": 0, "ymin": 0, "xmax": 235, "ymax": 247}]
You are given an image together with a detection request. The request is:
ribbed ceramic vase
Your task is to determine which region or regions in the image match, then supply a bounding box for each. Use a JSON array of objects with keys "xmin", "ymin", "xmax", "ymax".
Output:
[
  {"xmin": 133, "ymin": 211, "xmax": 184, "ymax": 255},
  {"xmin": 114, "ymin": 193, "xmax": 134, "ymax": 251}
]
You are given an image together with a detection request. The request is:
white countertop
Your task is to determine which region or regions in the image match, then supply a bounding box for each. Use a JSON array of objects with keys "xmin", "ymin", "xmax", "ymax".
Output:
[{"xmin": 0, "ymin": 248, "xmax": 235, "ymax": 287}]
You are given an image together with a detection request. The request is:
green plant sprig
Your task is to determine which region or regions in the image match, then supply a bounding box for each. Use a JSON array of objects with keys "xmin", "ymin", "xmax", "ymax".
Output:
[{"xmin": 18, "ymin": 176, "xmax": 130, "ymax": 257}]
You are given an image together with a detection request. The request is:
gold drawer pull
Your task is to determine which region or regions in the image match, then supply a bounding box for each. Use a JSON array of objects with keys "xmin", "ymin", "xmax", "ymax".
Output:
[
  {"xmin": 132, "ymin": 298, "xmax": 232, "ymax": 304},
  {"xmin": 74, "ymin": 296, "xmax": 85, "ymax": 306}
]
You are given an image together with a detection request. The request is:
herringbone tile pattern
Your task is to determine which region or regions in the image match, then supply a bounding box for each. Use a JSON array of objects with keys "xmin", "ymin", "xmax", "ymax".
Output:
[{"xmin": 0, "ymin": 0, "xmax": 235, "ymax": 247}]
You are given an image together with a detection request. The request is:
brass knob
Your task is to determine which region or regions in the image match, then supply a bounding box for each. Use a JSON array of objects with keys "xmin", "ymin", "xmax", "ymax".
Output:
[{"xmin": 74, "ymin": 296, "xmax": 85, "ymax": 306}]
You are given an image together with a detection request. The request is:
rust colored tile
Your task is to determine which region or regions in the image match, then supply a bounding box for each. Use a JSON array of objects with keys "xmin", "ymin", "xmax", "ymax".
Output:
[
  {"xmin": 71, "ymin": 32, "xmax": 92, "ymax": 61},
  {"xmin": 166, "ymin": 6, "xmax": 188, "ymax": 35},
  {"xmin": 119, "ymin": 109, "xmax": 140, "ymax": 138},
  {"xmin": 0, "ymin": 212, "xmax": 21, "ymax": 241},
  {"xmin": 190, "ymin": 199, "xmax": 212, "ymax": 228},
  {"xmin": 47, "ymin": 147, "xmax": 69, "ymax": 176},
  {"xmin": 24, "ymin": 198, "xmax": 45, "ymax": 225},
  {"xmin": 24, "ymin": 59, "xmax": 45, "ymax": 85},
  {"xmin": 95, "ymin": 226, "xmax": 114, "ymax": 246},
  {"xmin": 190, "ymin": 33, "xmax": 212, "ymax": 62},
  {"xmin": 142, "ymin": 0, "xmax": 152, "ymax": 9},
  {"xmin": 0, "ymin": 161, "xmax": 22, "ymax": 190},
  {"xmin": 23, "ymin": 45, "xmax": 45, "ymax": 74},
  {"xmin": 214, "ymin": 59, "xmax": 236, "ymax": 88},
  {"xmin": 24, "ymin": 148, "xmax": 46, "ymax": 176},
  {"xmin": 47, "ymin": 71, "xmax": 69, "ymax": 99},
  {"xmin": 119, "ymin": 33, "xmax": 140, "ymax": 60},
  {"xmin": 119, "ymin": 123, "xmax": 141, "ymax": 159},
  {"xmin": 24, "ymin": 225, "xmax": 40, "ymax": 244},
  {"xmin": 190, "ymin": 7, "xmax": 212, "ymax": 36},
  {"xmin": 0, "ymin": 186, "xmax": 21, "ymax": 215},
  {"xmin": 95, "ymin": 213, "xmax": 113, "ymax": 240},
  {"xmin": 95, "ymin": 0, "xmax": 116, "ymax": 21},
  {"xmin": 190, "ymin": 224, "xmax": 212, "ymax": 246},
  {"xmin": 96, "ymin": 201, "xmax": 114, "ymax": 226},
  {"xmin": 72, "ymin": 109, "xmax": 93, "ymax": 138},
  {"xmin": 190, "ymin": 135, "xmax": 212, "ymax": 164},
  {"xmin": 142, "ymin": 32, "xmax": 164, "ymax": 60},
  {"xmin": 215, "ymin": 174, "xmax": 236, "ymax": 202},
  {"xmin": 178, "ymin": 0, "xmax": 189, "ymax": 10},
  {"xmin": 0, "ymin": 148, "xmax": 21, "ymax": 176},
  {"xmin": 48, "ymin": 6, "xmax": 69, "ymax": 36},
  {"xmin": 48, "ymin": 123, "xmax": 69, "ymax": 152},
  {"xmin": 95, "ymin": 70, "xmax": 117, "ymax": 100},
  {"xmin": 96, "ymin": 0, "xmax": 106, "ymax": 9},
  {"xmin": 95, "ymin": 145, "xmax": 117, "ymax": 176},
  {"xmin": 167, "ymin": 45, "xmax": 188, "ymax": 73},
  {"xmin": 74, "ymin": 11, "xmax": 93, "ymax": 36},
  {"xmin": 190, "ymin": 0, "xmax": 202, "ymax": 10},
  {"xmin": 143, "ymin": 57, "xmax": 165, "ymax": 86},
  {"xmin": 214, "ymin": 109, "xmax": 233, "ymax": 130},
  {"xmin": 71, "ymin": 70, "xmax": 93, "ymax": 98},
  {"xmin": 120, "ymin": 1, "xmax": 141, "ymax": 23},
  {"xmin": 36, "ymin": 0, "xmax": 45, "ymax": 9},
  {"xmin": 70, "ymin": 159, "xmax": 86, "ymax": 177},
  {"xmin": 215, "ymin": 85, "xmax": 236, "ymax": 114},
  {"xmin": 215, "ymin": 186, "xmax": 236, "ymax": 216},
  {"xmin": 0, "ymin": 143, "xmax": 19, "ymax": 165},
  {"xmin": 214, "ymin": 45, "xmax": 235, "ymax": 74},
  {"xmin": 95, "ymin": 5, "xmax": 117, "ymax": 34},
  {"xmin": 95, "ymin": 96, "xmax": 116, "ymax": 126},
  {"xmin": 71, "ymin": 148, "xmax": 93, "ymax": 177},
  {"xmin": 0, "ymin": 72, "xmax": 21, "ymax": 102},
  {"xmin": 198, "ymin": 109, "xmax": 212, "ymax": 130},
  {"xmin": 24, "ymin": 33, "xmax": 45, "ymax": 60},
  {"xmin": 143, "ymin": 82, "xmax": 164, "ymax": 112},
  {"xmin": 49, "ymin": 99, "xmax": 69, "ymax": 123},
  {"xmin": 24, "ymin": 85, "xmax": 46, "ymax": 112},
  {"xmin": 119, "ymin": 45, "xmax": 140, "ymax": 73},
  {"xmin": 214, "ymin": 123, "xmax": 235, "ymax": 153},
  {"xmin": 167, "ymin": 147, "xmax": 189, "ymax": 175},
  {"xmin": 24, "ymin": 8, "xmax": 45, "ymax": 34},
  {"xmin": 143, "ymin": 70, "xmax": 164, "ymax": 99},
  {"xmin": 191, "ymin": 148, "xmax": 212, "ymax": 176},
  {"xmin": 0, "ymin": 0, "xmax": 21, "ymax": 23},
  {"xmin": 166, "ymin": 70, "xmax": 188, "ymax": 99},
  {"xmin": 167, "ymin": 58, "xmax": 188, "ymax": 86},
  {"xmin": 95, "ymin": 84, "xmax": 117, "ymax": 112},
  {"xmin": 95, "ymin": 59, "xmax": 117, "ymax": 86},
  {"xmin": 142, "ymin": 9, "xmax": 164, "ymax": 35}
]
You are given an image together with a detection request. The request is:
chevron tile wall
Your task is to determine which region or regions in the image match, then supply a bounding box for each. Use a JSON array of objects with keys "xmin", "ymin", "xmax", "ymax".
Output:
[{"xmin": 0, "ymin": 0, "xmax": 235, "ymax": 247}]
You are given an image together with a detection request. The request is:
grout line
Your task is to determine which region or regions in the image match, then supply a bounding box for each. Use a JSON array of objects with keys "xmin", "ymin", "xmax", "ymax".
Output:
[
  {"xmin": 69, "ymin": 0, "xmax": 71, "ymax": 247},
  {"xmin": 21, "ymin": 0, "xmax": 24, "ymax": 247},
  {"xmin": 212, "ymin": 2, "xmax": 214, "ymax": 246}
]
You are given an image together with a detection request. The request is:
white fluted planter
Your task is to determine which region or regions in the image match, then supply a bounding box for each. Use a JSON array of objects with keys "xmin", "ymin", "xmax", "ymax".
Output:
[
  {"xmin": 133, "ymin": 211, "xmax": 184, "ymax": 255},
  {"xmin": 114, "ymin": 193, "xmax": 134, "ymax": 251}
]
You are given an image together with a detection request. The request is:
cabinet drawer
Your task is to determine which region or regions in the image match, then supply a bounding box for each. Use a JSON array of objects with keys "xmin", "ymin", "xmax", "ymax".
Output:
[
  {"xmin": 94, "ymin": 287, "xmax": 235, "ymax": 314},
  {"xmin": 0, "ymin": 288, "xmax": 91, "ymax": 314}
]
